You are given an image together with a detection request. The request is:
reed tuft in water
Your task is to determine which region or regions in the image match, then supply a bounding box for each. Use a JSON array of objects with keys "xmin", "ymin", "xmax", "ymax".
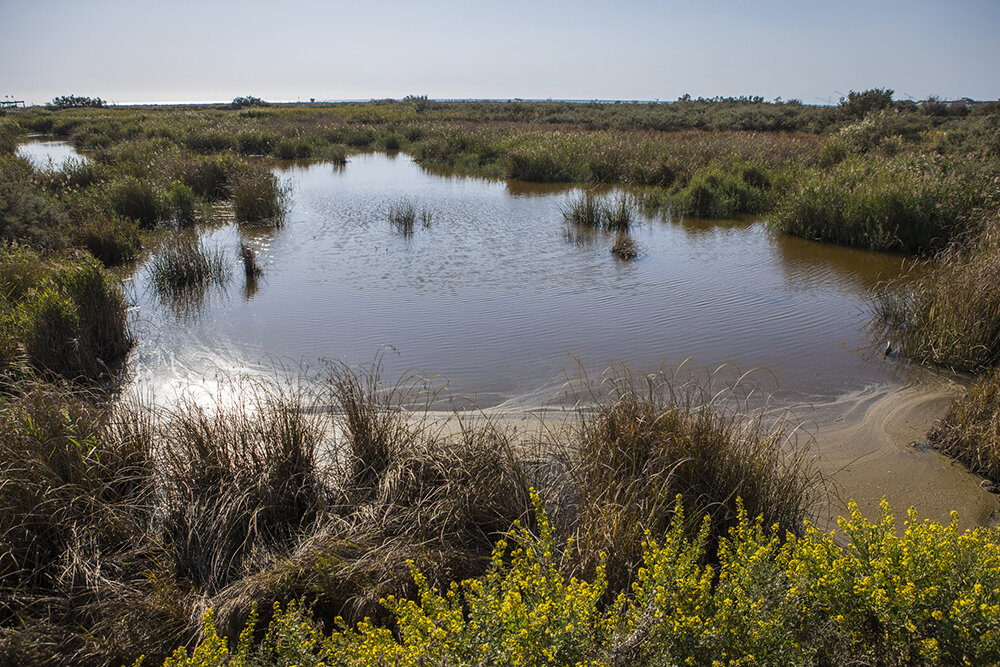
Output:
[
  {"xmin": 610, "ymin": 232, "xmax": 638, "ymax": 260},
  {"xmin": 149, "ymin": 237, "xmax": 231, "ymax": 296},
  {"xmin": 563, "ymin": 193, "xmax": 634, "ymax": 231},
  {"xmin": 388, "ymin": 199, "xmax": 432, "ymax": 234}
]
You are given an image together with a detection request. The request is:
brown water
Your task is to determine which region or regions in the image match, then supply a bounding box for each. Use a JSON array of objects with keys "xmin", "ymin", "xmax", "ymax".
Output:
[{"xmin": 124, "ymin": 151, "xmax": 920, "ymax": 407}]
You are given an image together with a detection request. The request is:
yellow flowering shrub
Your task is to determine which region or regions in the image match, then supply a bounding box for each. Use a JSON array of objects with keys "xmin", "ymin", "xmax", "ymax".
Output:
[{"xmin": 161, "ymin": 495, "xmax": 1000, "ymax": 666}]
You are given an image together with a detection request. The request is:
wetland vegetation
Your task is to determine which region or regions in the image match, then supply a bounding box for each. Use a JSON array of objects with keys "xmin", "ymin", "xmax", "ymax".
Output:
[{"xmin": 2, "ymin": 92, "xmax": 1000, "ymax": 664}]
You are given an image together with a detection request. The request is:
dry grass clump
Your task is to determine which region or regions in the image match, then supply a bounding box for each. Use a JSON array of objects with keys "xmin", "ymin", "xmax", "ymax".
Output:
[
  {"xmin": 0, "ymin": 364, "xmax": 815, "ymax": 664},
  {"xmin": 611, "ymin": 232, "xmax": 638, "ymax": 260},
  {"xmin": 549, "ymin": 368, "xmax": 814, "ymax": 595},
  {"xmin": 871, "ymin": 212, "xmax": 1000, "ymax": 371},
  {"xmin": 929, "ymin": 367, "xmax": 1000, "ymax": 485}
]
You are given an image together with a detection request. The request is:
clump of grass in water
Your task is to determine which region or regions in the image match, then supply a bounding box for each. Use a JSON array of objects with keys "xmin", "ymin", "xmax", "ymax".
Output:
[
  {"xmin": 611, "ymin": 232, "xmax": 637, "ymax": 260},
  {"xmin": 563, "ymin": 192, "xmax": 634, "ymax": 231},
  {"xmin": 149, "ymin": 237, "xmax": 231, "ymax": 297},
  {"xmin": 388, "ymin": 200, "xmax": 432, "ymax": 234},
  {"xmin": 239, "ymin": 242, "xmax": 262, "ymax": 280},
  {"xmin": 231, "ymin": 168, "xmax": 288, "ymax": 226}
]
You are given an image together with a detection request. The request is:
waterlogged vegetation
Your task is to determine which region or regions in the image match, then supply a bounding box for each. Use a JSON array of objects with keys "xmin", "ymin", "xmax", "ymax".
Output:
[{"xmin": 1, "ymin": 92, "xmax": 1000, "ymax": 664}]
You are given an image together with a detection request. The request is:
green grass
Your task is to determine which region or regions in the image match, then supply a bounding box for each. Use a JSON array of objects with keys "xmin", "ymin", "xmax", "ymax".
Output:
[
  {"xmin": 772, "ymin": 154, "xmax": 987, "ymax": 253},
  {"xmin": 0, "ymin": 247, "xmax": 132, "ymax": 382},
  {"xmin": 231, "ymin": 168, "xmax": 287, "ymax": 225},
  {"xmin": 387, "ymin": 199, "xmax": 431, "ymax": 234},
  {"xmin": 148, "ymin": 237, "xmax": 230, "ymax": 304},
  {"xmin": 563, "ymin": 192, "xmax": 634, "ymax": 231}
]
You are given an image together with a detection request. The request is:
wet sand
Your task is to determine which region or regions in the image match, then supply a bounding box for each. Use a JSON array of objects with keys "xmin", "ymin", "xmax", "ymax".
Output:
[{"xmin": 800, "ymin": 373, "xmax": 999, "ymax": 533}]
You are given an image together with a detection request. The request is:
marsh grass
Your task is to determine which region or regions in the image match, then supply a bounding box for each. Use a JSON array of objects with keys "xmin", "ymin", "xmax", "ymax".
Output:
[
  {"xmin": 610, "ymin": 232, "xmax": 638, "ymax": 260},
  {"xmin": 1, "ymin": 248, "xmax": 132, "ymax": 381},
  {"xmin": 548, "ymin": 367, "xmax": 815, "ymax": 596},
  {"xmin": 75, "ymin": 214, "xmax": 141, "ymax": 266},
  {"xmin": 0, "ymin": 360, "xmax": 816, "ymax": 665},
  {"xmin": 929, "ymin": 367, "xmax": 1000, "ymax": 485},
  {"xmin": 563, "ymin": 192, "xmax": 634, "ymax": 231},
  {"xmin": 239, "ymin": 242, "xmax": 262, "ymax": 280},
  {"xmin": 231, "ymin": 169, "xmax": 288, "ymax": 226},
  {"xmin": 388, "ymin": 199, "xmax": 432, "ymax": 234},
  {"xmin": 108, "ymin": 176, "xmax": 164, "ymax": 230},
  {"xmin": 149, "ymin": 237, "xmax": 231, "ymax": 303},
  {"xmin": 773, "ymin": 155, "xmax": 985, "ymax": 253},
  {"xmin": 871, "ymin": 213, "xmax": 1000, "ymax": 370}
]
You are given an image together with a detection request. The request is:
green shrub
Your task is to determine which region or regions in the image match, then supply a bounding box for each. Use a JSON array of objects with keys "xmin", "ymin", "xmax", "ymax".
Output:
[
  {"xmin": 0, "ymin": 155, "xmax": 70, "ymax": 247},
  {"xmin": 13, "ymin": 253, "xmax": 131, "ymax": 379},
  {"xmin": 672, "ymin": 166, "xmax": 769, "ymax": 218},
  {"xmin": 772, "ymin": 155, "xmax": 983, "ymax": 252},
  {"xmin": 75, "ymin": 214, "xmax": 141, "ymax": 266},
  {"xmin": 236, "ymin": 131, "xmax": 276, "ymax": 156},
  {"xmin": 108, "ymin": 176, "xmax": 164, "ymax": 229}
]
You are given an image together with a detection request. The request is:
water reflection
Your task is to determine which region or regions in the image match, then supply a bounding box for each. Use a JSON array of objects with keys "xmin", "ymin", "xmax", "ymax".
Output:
[{"xmin": 16, "ymin": 139, "xmax": 84, "ymax": 169}]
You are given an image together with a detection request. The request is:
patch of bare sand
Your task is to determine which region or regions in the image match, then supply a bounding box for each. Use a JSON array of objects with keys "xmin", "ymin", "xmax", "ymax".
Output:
[{"xmin": 789, "ymin": 373, "xmax": 999, "ymax": 533}]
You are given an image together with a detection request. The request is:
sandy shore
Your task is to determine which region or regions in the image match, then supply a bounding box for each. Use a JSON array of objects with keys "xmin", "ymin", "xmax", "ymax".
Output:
[{"xmin": 799, "ymin": 373, "xmax": 999, "ymax": 533}]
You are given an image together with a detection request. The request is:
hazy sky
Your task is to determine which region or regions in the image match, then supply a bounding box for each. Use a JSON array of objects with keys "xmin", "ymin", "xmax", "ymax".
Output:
[{"xmin": 1, "ymin": 0, "xmax": 997, "ymax": 105}]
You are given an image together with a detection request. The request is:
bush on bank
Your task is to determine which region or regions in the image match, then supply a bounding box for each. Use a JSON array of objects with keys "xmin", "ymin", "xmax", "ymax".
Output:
[{"xmin": 159, "ymin": 497, "xmax": 1000, "ymax": 667}]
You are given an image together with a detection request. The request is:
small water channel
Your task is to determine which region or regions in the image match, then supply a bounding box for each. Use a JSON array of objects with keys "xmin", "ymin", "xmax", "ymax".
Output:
[{"xmin": 124, "ymin": 151, "xmax": 918, "ymax": 408}]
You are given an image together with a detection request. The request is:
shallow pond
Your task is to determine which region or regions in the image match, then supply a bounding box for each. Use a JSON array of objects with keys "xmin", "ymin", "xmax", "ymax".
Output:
[
  {"xmin": 126, "ymin": 152, "xmax": 917, "ymax": 408},
  {"xmin": 16, "ymin": 137, "xmax": 85, "ymax": 169}
]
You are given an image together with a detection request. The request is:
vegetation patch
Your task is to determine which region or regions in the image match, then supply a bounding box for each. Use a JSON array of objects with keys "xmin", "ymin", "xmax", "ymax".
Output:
[
  {"xmin": 0, "ymin": 247, "xmax": 131, "ymax": 382},
  {"xmin": 563, "ymin": 193, "xmax": 634, "ymax": 231},
  {"xmin": 871, "ymin": 212, "xmax": 1000, "ymax": 371},
  {"xmin": 929, "ymin": 367, "xmax": 1000, "ymax": 486},
  {"xmin": 164, "ymin": 496, "xmax": 1000, "ymax": 667},
  {"xmin": 231, "ymin": 168, "xmax": 288, "ymax": 225}
]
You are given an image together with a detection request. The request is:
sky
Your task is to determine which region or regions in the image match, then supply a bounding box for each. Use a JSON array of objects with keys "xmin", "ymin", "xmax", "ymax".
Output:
[{"xmin": 1, "ymin": 0, "xmax": 998, "ymax": 106}]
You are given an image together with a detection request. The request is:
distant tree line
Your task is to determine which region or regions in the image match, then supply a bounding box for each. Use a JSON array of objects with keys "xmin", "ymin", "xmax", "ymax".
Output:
[
  {"xmin": 47, "ymin": 95, "xmax": 105, "ymax": 110},
  {"xmin": 231, "ymin": 95, "xmax": 268, "ymax": 109}
]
